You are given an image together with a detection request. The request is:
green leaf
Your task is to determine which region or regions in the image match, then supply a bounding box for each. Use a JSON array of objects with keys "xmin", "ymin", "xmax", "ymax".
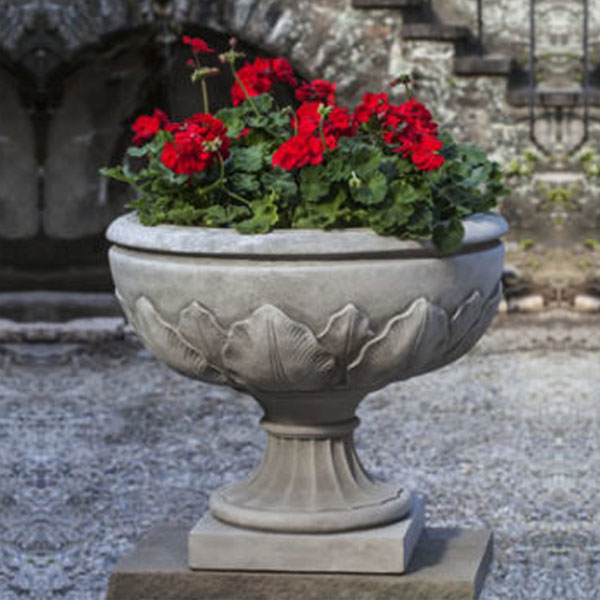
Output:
[
  {"xmin": 127, "ymin": 145, "xmax": 150, "ymax": 157},
  {"xmin": 300, "ymin": 166, "xmax": 329, "ymax": 203},
  {"xmin": 294, "ymin": 188, "xmax": 349, "ymax": 229},
  {"xmin": 351, "ymin": 170, "xmax": 387, "ymax": 206},
  {"xmin": 230, "ymin": 173, "xmax": 260, "ymax": 194},
  {"xmin": 202, "ymin": 204, "xmax": 251, "ymax": 227},
  {"xmin": 432, "ymin": 218, "xmax": 465, "ymax": 254},
  {"xmin": 100, "ymin": 166, "xmax": 134, "ymax": 184},
  {"xmin": 230, "ymin": 145, "xmax": 265, "ymax": 173},
  {"xmin": 324, "ymin": 156, "xmax": 352, "ymax": 182},
  {"xmin": 347, "ymin": 142, "xmax": 382, "ymax": 178},
  {"xmin": 253, "ymin": 94, "xmax": 275, "ymax": 114},
  {"xmin": 214, "ymin": 107, "xmax": 246, "ymax": 138},
  {"xmin": 235, "ymin": 195, "xmax": 279, "ymax": 234},
  {"xmin": 262, "ymin": 170, "xmax": 298, "ymax": 199}
]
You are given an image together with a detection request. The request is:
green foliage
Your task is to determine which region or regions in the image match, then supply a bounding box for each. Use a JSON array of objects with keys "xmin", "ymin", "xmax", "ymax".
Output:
[
  {"xmin": 101, "ymin": 94, "xmax": 506, "ymax": 252},
  {"xmin": 235, "ymin": 193, "xmax": 279, "ymax": 234}
]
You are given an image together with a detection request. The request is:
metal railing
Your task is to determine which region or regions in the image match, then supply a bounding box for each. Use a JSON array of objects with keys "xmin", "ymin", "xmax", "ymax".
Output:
[{"xmin": 477, "ymin": 0, "xmax": 483, "ymax": 53}]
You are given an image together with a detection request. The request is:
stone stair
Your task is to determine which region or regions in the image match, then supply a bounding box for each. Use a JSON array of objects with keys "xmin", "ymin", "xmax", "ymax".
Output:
[{"xmin": 352, "ymin": 0, "xmax": 600, "ymax": 109}]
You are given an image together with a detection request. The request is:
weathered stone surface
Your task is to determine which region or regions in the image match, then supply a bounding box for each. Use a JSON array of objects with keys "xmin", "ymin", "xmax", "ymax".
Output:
[
  {"xmin": 107, "ymin": 524, "xmax": 493, "ymax": 600},
  {"xmin": 0, "ymin": 68, "xmax": 37, "ymax": 239},
  {"xmin": 508, "ymin": 294, "xmax": 545, "ymax": 313},
  {"xmin": 573, "ymin": 294, "xmax": 600, "ymax": 313},
  {"xmin": 43, "ymin": 43, "xmax": 150, "ymax": 239},
  {"xmin": 108, "ymin": 214, "xmax": 505, "ymax": 536},
  {"xmin": 453, "ymin": 55, "xmax": 513, "ymax": 76},
  {"xmin": 189, "ymin": 497, "xmax": 423, "ymax": 572},
  {"xmin": 0, "ymin": 317, "xmax": 126, "ymax": 343},
  {"xmin": 0, "ymin": 291, "xmax": 121, "ymax": 322}
]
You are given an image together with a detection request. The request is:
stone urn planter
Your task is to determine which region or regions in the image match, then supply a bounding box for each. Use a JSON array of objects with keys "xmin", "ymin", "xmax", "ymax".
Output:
[{"xmin": 107, "ymin": 211, "xmax": 506, "ymax": 574}]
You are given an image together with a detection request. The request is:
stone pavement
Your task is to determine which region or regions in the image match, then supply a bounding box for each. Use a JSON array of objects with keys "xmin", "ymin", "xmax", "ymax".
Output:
[{"xmin": 0, "ymin": 313, "xmax": 599, "ymax": 599}]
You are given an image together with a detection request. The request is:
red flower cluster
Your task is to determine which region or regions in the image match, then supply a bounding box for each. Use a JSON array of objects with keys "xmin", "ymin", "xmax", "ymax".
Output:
[
  {"xmin": 131, "ymin": 109, "xmax": 168, "ymax": 146},
  {"xmin": 273, "ymin": 102, "xmax": 356, "ymax": 170},
  {"xmin": 231, "ymin": 58, "xmax": 297, "ymax": 106},
  {"xmin": 161, "ymin": 113, "xmax": 230, "ymax": 175},
  {"xmin": 353, "ymin": 92, "xmax": 390, "ymax": 126},
  {"xmin": 353, "ymin": 94, "xmax": 444, "ymax": 172},
  {"xmin": 295, "ymin": 79, "xmax": 337, "ymax": 105},
  {"xmin": 182, "ymin": 36, "xmax": 214, "ymax": 54}
]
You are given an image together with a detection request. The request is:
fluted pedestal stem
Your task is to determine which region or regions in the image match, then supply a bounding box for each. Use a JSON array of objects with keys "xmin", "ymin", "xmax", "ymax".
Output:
[{"xmin": 210, "ymin": 417, "xmax": 411, "ymax": 533}]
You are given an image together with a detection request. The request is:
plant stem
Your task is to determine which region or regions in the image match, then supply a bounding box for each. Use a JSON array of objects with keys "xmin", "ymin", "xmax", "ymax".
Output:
[
  {"xmin": 229, "ymin": 63, "xmax": 262, "ymax": 118},
  {"xmin": 216, "ymin": 151, "xmax": 250, "ymax": 206},
  {"xmin": 196, "ymin": 177, "xmax": 224, "ymax": 199},
  {"xmin": 318, "ymin": 117, "xmax": 329, "ymax": 154},
  {"xmin": 201, "ymin": 80, "xmax": 210, "ymax": 114},
  {"xmin": 223, "ymin": 187, "xmax": 251, "ymax": 206}
]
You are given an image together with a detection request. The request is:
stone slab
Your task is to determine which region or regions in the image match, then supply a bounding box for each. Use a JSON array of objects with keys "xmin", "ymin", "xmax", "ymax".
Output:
[
  {"xmin": 106, "ymin": 524, "xmax": 493, "ymax": 600},
  {"xmin": 189, "ymin": 495, "xmax": 424, "ymax": 573}
]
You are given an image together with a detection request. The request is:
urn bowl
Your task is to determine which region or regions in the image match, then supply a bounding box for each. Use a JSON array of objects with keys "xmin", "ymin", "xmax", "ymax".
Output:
[{"xmin": 107, "ymin": 212, "xmax": 506, "ymax": 534}]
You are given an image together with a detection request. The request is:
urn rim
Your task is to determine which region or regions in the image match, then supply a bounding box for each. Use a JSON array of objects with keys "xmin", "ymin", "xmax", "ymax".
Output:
[{"xmin": 106, "ymin": 211, "xmax": 507, "ymax": 259}]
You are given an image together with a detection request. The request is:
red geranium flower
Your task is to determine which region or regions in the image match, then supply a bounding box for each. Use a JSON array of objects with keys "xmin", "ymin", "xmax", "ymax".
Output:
[
  {"xmin": 182, "ymin": 35, "xmax": 215, "ymax": 54},
  {"xmin": 161, "ymin": 113, "xmax": 230, "ymax": 175},
  {"xmin": 270, "ymin": 58, "xmax": 298, "ymax": 87},
  {"xmin": 231, "ymin": 57, "xmax": 297, "ymax": 106},
  {"xmin": 131, "ymin": 108, "xmax": 168, "ymax": 146},
  {"xmin": 294, "ymin": 102, "xmax": 356, "ymax": 138},
  {"xmin": 353, "ymin": 92, "xmax": 390, "ymax": 125},
  {"xmin": 273, "ymin": 101, "xmax": 358, "ymax": 171},
  {"xmin": 410, "ymin": 136, "xmax": 444, "ymax": 171},
  {"xmin": 272, "ymin": 133, "xmax": 337, "ymax": 171},
  {"xmin": 295, "ymin": 79, "xmax": 336, "ymax": 105}
]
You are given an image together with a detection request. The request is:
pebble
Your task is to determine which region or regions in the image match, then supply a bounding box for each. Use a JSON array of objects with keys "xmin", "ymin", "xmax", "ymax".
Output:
[
  {"xmin": 508, "ymin": 294, "xmax": 545, "ymax": 312},
  {"xmin": 573, "ymin": 294, "xmax": 600, "ymax": 313}
]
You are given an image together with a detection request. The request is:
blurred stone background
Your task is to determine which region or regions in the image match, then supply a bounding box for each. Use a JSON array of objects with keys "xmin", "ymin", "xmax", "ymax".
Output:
[{"xmin": 0, "ymin": 0, "xmax": 600, "ymax": 315}]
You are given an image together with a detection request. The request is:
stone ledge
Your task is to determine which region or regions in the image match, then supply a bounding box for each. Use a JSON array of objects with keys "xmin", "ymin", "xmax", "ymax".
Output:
[
  {"xmin": 507, "ymin": 86, "xmax": 600, "ymax": 107},
  {"xmin": 454, "ymin": 55, "xmax": 513, "ymax": 76},
  {"xmin": 0, "ymin": 317, "xmax": 127, "ymax": 343},
  {"xmin": 401, "ymin": 23, "xmax": 471, "ymax": 42},
  {"xmin": 106, "ymin": 524, "xmax": 493, "ymax": 600},
  {"xmin": 352, "ymin": 0, "xmax": 423, "ymax": 8}
]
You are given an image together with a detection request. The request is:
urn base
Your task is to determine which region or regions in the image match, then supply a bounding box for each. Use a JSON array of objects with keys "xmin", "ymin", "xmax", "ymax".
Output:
[
  {"xmin": 189, "ymin": 493, "xmax": 424, "ymax": 573},
  {"xmin": 209, "ymin": 417, "xmax": 413, "ymax": 533}
]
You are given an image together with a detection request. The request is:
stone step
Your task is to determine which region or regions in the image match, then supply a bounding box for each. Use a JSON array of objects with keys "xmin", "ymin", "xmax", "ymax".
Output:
[
  {"xmin": 352, "ymin": 0, "xmax": 423, "ymax": 7},
  {"xmin": 508, "ymin": 86, "xmax": 600, "ymax": 107},
  {"xmin": 0, "ymin": 291, "xmax": 121, "ymax": 322},
  {"xmin": 401, "ymin": 23, "xmax": 471, "ymax": 42},
  {"xmin": 454, "ymin": 54, "xmax": 513, "ymax": 76}
]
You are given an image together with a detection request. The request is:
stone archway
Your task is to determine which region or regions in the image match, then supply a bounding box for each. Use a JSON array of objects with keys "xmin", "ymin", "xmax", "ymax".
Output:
[{"xmin": 0, "ymin": 0, "xmax": 398, "ymax": 290}]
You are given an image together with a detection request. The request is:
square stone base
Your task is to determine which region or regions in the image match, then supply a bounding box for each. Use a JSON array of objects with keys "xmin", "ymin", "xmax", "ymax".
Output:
[
  {"xmin": 189, "ymin": 495, "xmax": 424, "ymax": 573},
  {"xmin": 106, "ymin": 524, "xmax": 493, "ymax": 600}
]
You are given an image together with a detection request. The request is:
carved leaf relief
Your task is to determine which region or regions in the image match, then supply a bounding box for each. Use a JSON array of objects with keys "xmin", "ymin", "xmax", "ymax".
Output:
[
  {"xmin": 116, "ymin": 280, "xmax": 502, "ymax": 392},
  {"xmin": 347, "ymin": 298, "xmax": 448, "ymax": 387},
  {"xmin": 127, "ymin": 296, "xmax": 227, "ymax": 385},
  {"xmin": 222, "ymin": 305, "xmax": 339, "ymax": 391},
  {"xmin": 443, "ymin": 283, "xmax": 502, "ymax": 366},
  {"xmin": 178, "ymin": 302, "xmax": 227, "ymax": 370},
  {"xmin": 317, "ymin": 304, "xmax": 374, "ymax": 369}
]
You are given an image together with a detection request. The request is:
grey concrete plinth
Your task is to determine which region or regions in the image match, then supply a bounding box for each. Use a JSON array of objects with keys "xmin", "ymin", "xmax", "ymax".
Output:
[
  {"xmin": 106, "ymin": 524, "xmax": 493, "ymax": 600},
  {"xmin": 190, "ymin": 495, "xmax": 423, "ymax": 573}
]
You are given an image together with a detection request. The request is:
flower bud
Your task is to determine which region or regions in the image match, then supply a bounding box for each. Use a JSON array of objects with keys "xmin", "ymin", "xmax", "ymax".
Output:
[{"xmin": 349, "ymin": 171, "xmax": 362, "ymax": 189}]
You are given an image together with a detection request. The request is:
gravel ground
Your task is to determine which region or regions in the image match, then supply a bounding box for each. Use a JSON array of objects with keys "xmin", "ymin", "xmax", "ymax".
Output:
[{"xmin": 0, "ymin": 316, "xmax": 599, "ymax": 599}]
